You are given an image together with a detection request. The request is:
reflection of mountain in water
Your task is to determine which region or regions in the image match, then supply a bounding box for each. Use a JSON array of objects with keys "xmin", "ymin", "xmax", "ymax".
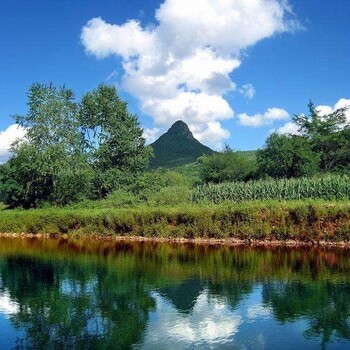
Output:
[
  {"xmin": 208, "ymin": 280, "xmax": 254, "ymax": 311},
  {"xmin": 159, "ymin": 279, "xmax": 203, "ymax": 313}
]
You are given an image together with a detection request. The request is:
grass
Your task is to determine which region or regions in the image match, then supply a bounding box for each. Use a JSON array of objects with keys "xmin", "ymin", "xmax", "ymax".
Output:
[{"xmin": 0, "ymin": 200, "xmax": 349, "ymax": 242}]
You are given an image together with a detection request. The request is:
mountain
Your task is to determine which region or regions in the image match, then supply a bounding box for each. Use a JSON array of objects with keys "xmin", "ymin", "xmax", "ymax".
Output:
[{"xmin": 149, "ymin": 120, "xmax": 215, "ymax": 168}]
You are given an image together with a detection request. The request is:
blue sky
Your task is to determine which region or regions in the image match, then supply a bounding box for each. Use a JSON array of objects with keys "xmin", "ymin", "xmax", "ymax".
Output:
[{"xmin": 0, "ymin": 0, "xmax": 349, "ymax": 159}]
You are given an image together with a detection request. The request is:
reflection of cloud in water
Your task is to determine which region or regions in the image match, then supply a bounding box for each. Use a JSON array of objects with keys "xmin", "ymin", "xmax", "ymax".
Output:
[
  {"xmin": 60, "ymin": 278, "xmax": 98, "ymax": 295},
  {"xmin": 0, "ymin": 290, "xmax": 19, "ymax": 317},
  {"xmin": 247, "ymin": 303, "xmax": 272, "ymax": 320},
  {"xmin": 142, "ymin": 289, "xmax": 242, "ymax": 348}
]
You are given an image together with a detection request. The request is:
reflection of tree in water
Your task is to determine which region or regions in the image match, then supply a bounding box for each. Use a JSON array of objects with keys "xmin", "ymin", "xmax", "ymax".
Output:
[
  {"xmin": 262, "ymin": 281, "xmax": 350, "ymax": 348},
  {"xmin": 1, "ymin": 240, "xmax": 350, "ymax": 349},
  {"xmin": 0, "ymin": 256, "xmax": 155, "ymax": 350}
]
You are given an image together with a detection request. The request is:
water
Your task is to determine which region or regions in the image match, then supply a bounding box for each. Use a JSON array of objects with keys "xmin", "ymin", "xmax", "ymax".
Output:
[{"xmin": 0, "ymin": 238, "xmax": 350, "ymax": 349}]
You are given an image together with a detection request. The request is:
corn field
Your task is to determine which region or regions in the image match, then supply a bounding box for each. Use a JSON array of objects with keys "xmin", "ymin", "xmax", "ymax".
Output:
[{"xmin": 192, "ymin": 175, "xmax": 350, "ymax": 203}]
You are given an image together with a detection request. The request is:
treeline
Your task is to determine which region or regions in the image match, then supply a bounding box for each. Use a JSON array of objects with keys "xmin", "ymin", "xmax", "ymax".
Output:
[
  {"xmin": 199, "ymin": 102, "xmax": 350, "ymax": 184},
  {"xmin": 0, "ymin": 83, "xmax": 152, "ymax": 208}
]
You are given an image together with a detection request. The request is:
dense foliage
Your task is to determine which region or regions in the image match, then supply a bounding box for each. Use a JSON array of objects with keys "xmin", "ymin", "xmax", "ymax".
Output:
[
  {"xmin": 0, "ymin": 83, "xmax": 152, "ymax": 208},
  {"xmin": 257, "ymin": 102, "xmax": 350, "ymax": 178},
  {"xmin": 199, "ymin": 146, "xmax": 256, "ymax": 183},
  {"xmin": 256, "ymin": 134, "xmax": 319, "ymax": 178},
  {"xmin": 79, "ymin": 85, "xmax": 152, "ymax": 198}
]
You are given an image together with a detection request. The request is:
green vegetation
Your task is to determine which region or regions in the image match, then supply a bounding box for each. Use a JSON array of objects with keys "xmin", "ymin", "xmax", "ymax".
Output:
[
  {"xmin": 257, "ymin": 101, "xmax": 350, "ymax": 178},
  {"xmin": 256, "ymin": 133, "xmax": 319, "ymax": 178},
  {"xmin": 0, "ymin": 83, "xmax": 152, "ymax": 208},
  {"xmin": 0, "ymin": 83, "xmax": 349, "ymax": 241},
  {"xmin": 193, "ymin": 175, "xmax": 350, "ymax": 204},
  {"xmin": 199, "ymin": 145, "xmax": 256, "ymax": 183},
  {"xmin": 0, "ymin": 201, "xmax": 349, "ymax": 241},
  {"xmin": 149, "ymin": 120, "xmax": 214, "ymax": 169}
]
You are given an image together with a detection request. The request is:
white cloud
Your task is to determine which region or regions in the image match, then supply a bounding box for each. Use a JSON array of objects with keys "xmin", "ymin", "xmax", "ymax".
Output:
[
  {"xmin": 277, "ymin": 121, "xmax": 300, "ymax": 135},
  {"xmin": 141, "ymin": 92, "xmax": 234, "ymax": 126},
  {"xmin": 81, "ymin": 0, "xmax": 300, "ymax": 147},
  {"xmin": 317, "ymin": 98, "xmax": 350, "ymax": 123},
  {"xmin": 247, "ymin": 303, "xmax": 272, "ymax": 320},
  {"xmin": 0, "ymin": 291, "xmax": 19, "ymax": 317},
  {"xmin": 239, "ymin": 84, "xmax": 256, "ymax": 99},
  {"xmin": 81, "ymin": 18, "xmax": 154, "ymax": 60},
  {"xmin": 143, "ymin": 127, "xmax": 161, "ymax": 144},
  {"xmin": 238, "ymin": 107, "xmax": 289, "ymax": 127},
  {"xmin": 191, "ymin": 121, "xmax": 230, "ymax": 149},
  {"xmin": 0, "ymin": 124, "xmax": 27, "ymax": 163}
]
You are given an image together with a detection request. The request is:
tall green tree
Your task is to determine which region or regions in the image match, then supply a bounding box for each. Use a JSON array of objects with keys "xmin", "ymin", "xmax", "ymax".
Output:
[
  {"xmin": 79, "ymin": 84, "xmax": 152, "ymax": 198},
  {"xmin": 1, "ymin": 83, "xmax": 92, "ymax": 208},
  {"xmin": 257, "ymin": 101, "xmax": 350, "ymax": 179},
  {"xmin": 257, "ymin": 133, "xmax": 319, "ymax": 178},
  {"xmin": 293, "ymin": 101, "xmax": 350, "ymax": 172},
  {"xmin": 294, "ymin": 101, "xmax": 348, "ymax": 137}
]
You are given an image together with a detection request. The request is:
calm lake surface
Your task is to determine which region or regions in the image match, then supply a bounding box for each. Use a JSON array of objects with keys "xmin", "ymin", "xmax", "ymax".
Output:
[{"xmin": 0, "ymin": 238, "xmax": 350, "ymax": 349}]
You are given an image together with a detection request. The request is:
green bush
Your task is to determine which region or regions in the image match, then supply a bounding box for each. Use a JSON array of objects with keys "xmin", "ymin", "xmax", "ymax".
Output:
[{"xmin": 199, "ymin": 146, "xmax": 256, "ymax": 183}]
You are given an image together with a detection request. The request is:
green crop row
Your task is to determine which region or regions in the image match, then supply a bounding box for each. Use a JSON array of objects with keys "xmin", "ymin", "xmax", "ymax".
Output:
[{"xmin": 192, "ymin": 175, "xmax": 350, "ymax": 204}]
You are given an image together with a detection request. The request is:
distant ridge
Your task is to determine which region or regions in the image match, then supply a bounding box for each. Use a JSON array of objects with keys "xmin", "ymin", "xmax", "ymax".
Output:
[{"xmin": 149, "ymin": 120, "xmax": 214, "ymax": 168}]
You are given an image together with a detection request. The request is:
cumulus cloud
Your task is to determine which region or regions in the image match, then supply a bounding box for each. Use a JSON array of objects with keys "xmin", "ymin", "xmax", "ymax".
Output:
[
  {"xmin": 81, "ymin": 0, "xmax": 300, "ymax": 147},
  {"xmin": 191, "ymin": 121, "xmax": 230, "ymax": 149},
  {"xmin": 238, "ymin": 107, "xmax": 289, "ymax": 127},
  {"xmin": 143, "ymin": 127, "xmax": 161, "ymax": 144},
  {"xmin": 317, "ymin": 98, "xmax": 350, "ymax": 123},
  {"xmin": 277, "ymin": 121, "xmax": 300, "ymax": 135},
  {"xmin": 239, "ymin": 84, "xmax": 256, "ymax": 99},
  {"xmin": 0, "ymin": 124, "xmax": 27, "ymax": 163}
]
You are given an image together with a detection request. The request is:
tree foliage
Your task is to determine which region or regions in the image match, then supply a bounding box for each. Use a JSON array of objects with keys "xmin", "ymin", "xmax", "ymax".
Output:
[
  {"xmin": 257, "ymin": 101, "xmax": 350, "ymax": 178},
  {"xmin": 0, "ymin": 84, "xmax": 91, "ymax": 208},
  {"xmin": 257, "ymin": 133, "xmax": 319, "ymax": 178},
  {"xmin": 0, "ymin": 83, "xmax": 151, "ymax": 207},
  {"xmin": 78, "ymin": 84, "xmax": 153, "ymax": 199},
  {"xmin": 294, "ymin": 101, "xmax": 348, "ymax": 137},
  {"xmin": 79, "ymin": 84, "xmax": 152, "ymax": 173},
  {"xmin": 199, "ymin": 146, "xmax": 256, "ymax": 183},
  {"xmin": 293, "ymin": 101, "xmax": 350, "ymax": 172}
]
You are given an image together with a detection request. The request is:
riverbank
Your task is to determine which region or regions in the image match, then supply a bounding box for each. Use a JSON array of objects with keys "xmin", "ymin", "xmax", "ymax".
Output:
[
  {"xmin": 0, "ymin": 200, "xmax": 349, "ymax": 243},
  {"xmin": 1, "ymin": 233, "xmax": 350, "ymax": 248}
]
